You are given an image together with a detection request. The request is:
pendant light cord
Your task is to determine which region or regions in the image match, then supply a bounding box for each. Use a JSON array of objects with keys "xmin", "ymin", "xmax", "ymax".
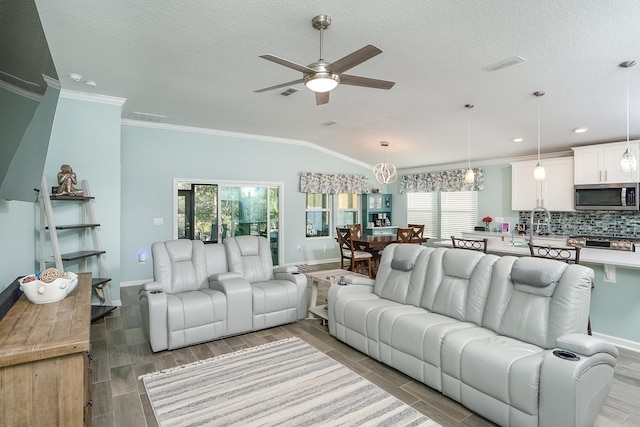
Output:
[{"xmin": 627, "ymin": 64, "xmax": 630, "ymax": 147}]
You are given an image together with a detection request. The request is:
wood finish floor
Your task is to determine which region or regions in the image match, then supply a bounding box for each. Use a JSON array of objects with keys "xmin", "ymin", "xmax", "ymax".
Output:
[{"xmin": 91, "ymin": 267, "xmax": 640, "ymax": 426}]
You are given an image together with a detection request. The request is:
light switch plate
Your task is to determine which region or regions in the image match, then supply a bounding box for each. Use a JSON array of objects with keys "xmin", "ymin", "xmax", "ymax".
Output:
[{"xmin": 153, "ymin": 218, "xmax": 163, "ymax": 225}]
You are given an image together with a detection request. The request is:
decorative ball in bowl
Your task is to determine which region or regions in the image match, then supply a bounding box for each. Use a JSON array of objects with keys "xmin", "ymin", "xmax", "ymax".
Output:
[{"xmin": 19, "ymin": 270, "xmax": 78, "ymax": 304}]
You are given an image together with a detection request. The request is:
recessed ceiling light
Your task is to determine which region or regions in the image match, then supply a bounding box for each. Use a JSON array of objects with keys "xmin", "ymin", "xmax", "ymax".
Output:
[
  {"xmin": 512, "ymin": 137, "xmax": 524, "ymax": 143},
  {"xmin": 573, "ymin": 127, "xmax": 589, "ymax": 134},
  {"xmin": 69, "ymin": 73, "xmax": 82, "ymax": 82},
  {"xmin": 85, "ymin": 80, "xmax": 97, "ymax": 87}
]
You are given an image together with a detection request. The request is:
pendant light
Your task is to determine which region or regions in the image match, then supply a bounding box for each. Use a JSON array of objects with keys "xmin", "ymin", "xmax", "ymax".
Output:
[
  {"xmin": 373, "ymin": 141, "xmax": 397, "ymax": 184},
  {"xmin": 620, "ymin": 60, "xmax": 637, "ymax": 172},
  {"xmin": 533, "ymin": 91, "xmax": 546, "ymax": 181},
  {"xmin": 464, "ymin": 104, "xmax": 475, "ymax": 184}
]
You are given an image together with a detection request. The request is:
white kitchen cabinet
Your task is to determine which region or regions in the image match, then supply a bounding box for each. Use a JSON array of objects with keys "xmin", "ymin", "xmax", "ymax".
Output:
[
  {"xmin": 572, "ymin": 140, "xmax": 640, "ymax": 184},
  {"xmin": 511, "ymin": 157, "xmax": 574, "ymax": 211}
]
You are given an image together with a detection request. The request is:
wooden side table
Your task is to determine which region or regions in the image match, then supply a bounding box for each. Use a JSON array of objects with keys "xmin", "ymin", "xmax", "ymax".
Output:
[{"xmin": 305, "ymin": 268, "xmax": 370, "ymax": 323}]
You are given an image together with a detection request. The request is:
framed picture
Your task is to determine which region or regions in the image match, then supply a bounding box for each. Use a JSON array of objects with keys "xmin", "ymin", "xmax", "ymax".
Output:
[{"xmin": 502, "ymin": 222, "xmax": 510, "ymax": 233}]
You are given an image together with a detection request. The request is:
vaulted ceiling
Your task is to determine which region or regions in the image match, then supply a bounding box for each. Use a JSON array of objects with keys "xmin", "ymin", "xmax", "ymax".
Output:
[{"xmin": 30, "ymin": 1, "xmax": 640, "ymax": 170}]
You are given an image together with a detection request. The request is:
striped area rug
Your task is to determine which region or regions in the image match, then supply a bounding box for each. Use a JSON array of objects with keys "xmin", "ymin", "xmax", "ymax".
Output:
[{"xmin": 141, "ymin": 337, "xmax": 440, "ymax": 426}]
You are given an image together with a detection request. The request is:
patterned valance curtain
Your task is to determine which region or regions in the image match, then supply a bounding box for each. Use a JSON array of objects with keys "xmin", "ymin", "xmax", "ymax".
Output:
[
  {"xmin": 299, "ymin": 172, "xmax": 369, "ymax": 194},
  {"xmin": 398, "ymin": 168, "xmax": 484, "ymax": 193}
]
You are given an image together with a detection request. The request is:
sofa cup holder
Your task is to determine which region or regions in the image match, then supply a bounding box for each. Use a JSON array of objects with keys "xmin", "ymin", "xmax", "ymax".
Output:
[{"xmin": 553, "ymin": 349, "xmax": 580, "ymax": 361}]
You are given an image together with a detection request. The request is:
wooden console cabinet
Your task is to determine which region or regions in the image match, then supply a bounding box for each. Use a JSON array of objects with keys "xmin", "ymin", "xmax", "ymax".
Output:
[{"xmin": 0, "ymin": 273, "xmax": 92, "ymax": 426}]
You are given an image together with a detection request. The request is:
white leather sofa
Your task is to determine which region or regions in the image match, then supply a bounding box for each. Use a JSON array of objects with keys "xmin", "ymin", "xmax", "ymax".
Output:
[
  {"xmin": 140, "ymin": 237, "xmax": 307, "ymax": 352},
  {"xmin": 328, "ymin": 244, "xmax": 617, "ymax": 427}
]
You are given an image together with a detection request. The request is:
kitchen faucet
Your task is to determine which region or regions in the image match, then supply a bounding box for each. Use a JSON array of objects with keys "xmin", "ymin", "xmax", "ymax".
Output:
[{"xmin": 530, "ymin": 204, "xmax": 551, "ymax": 242}]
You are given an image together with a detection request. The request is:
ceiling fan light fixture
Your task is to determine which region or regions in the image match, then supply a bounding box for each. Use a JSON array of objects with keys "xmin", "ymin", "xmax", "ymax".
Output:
[
  {"xmin": 373, "ymin": 141, "xmax": 397, "ymax": 184},
  {"xmin": 304, "ymin": 73, "xmax": 340, "ymax": 92}
]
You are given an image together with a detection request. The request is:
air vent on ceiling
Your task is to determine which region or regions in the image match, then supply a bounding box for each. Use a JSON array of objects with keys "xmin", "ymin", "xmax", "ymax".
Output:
[
  {"xmin": 280, "ymin": 87, "xmax": 299, "ymax": 96},
  {"xmin": 129, "ymin": 111, "xmax": 166, "ymax": 122},
  {"xmin": 483, "ymin": 55, "xmax": 526, "ymax": 72}
]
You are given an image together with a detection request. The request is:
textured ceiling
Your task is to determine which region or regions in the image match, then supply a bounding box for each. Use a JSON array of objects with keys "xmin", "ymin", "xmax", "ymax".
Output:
[{"xmin": 32, "ymin": 0, "xmax": 640, "ymax": 170}]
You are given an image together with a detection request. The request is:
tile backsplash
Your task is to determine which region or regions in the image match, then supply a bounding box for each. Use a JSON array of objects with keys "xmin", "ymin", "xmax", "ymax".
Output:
[{"xmin": 517, "ymin": 210, "xmax": 640, "ymax": 238}]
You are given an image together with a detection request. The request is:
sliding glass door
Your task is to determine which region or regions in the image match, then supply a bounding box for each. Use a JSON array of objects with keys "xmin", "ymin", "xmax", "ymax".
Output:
[{"xmin": 176, "ymin": 180, "xmax": 281, "ymax": 264}]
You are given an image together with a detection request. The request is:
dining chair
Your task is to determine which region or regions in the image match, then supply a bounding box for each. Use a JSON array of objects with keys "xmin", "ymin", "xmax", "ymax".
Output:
[
  {"xmin": 347, "ymin": 223, "xmax": 362, "ymax": 238},
  {"xmin": 407, "ymin": 224, "xmax": 425, "ymax": 240},
  {"xmin": 528, "ymin": 242, "xmax": 591, "ymax": 335},
  {"xmin": 450, "ymin": 236, "xmax": 488, "ymax": 253},
  {"xmin": 336, "ymin": 227, "xmax": 373, "ymax": 278},
  {"xmin": 396, "ymin": 228, "xmax": 414, "ymax": 243}
]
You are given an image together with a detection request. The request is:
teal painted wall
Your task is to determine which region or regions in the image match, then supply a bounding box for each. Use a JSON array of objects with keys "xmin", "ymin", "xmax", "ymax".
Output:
[
  {"xmin": 42, "ymin": 94, "xmax": 122, "ymax": 303},
  {"xmin": 0, "ymin": 200, "xmax": 37, "ymax": 292},
  {"xmin": 119, "ymin": 124, "xmax": 375, "ymax": 283}
]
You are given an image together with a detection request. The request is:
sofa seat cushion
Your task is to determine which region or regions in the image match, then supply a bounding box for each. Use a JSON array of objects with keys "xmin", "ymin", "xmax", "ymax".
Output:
[
  {"xmin": 460, "ymin": 335, "xmax": 545, "ymax": 417},
  {"xmin": 167, "ymin": 289, "xmax": 226, "ymax": 331},
  {"xmin": 251, "ymin": 279, "xmax": 298, "ymax": 314},
  {"xmin": 378, "ymin": 310, "xmax": 478, "ymax": 389},
  {"xmin": 166, "ymin": 289, "xmax": 227, "ymax": 349}
]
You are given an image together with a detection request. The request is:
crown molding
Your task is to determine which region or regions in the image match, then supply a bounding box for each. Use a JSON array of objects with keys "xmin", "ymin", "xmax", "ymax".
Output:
[
  {"xmin": 0, "ymin": 79, "xmax": 42, "ymax": 101},
  {"xmin": 60, "ymin": 89, "xmax": 127, "ymax": 109},
  {"xmin": 398, "ymin": 150, "xmax": 574, "ymax": 174},
  {"xmin": 121, "ymin": 119, "xmax": 372, "ymax": 170}
]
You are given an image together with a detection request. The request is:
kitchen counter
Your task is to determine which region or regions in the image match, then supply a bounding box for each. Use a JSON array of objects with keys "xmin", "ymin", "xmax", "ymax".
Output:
[{"xmin": 434, "ymin": 238, "xmax": 640, "ymax": 270}]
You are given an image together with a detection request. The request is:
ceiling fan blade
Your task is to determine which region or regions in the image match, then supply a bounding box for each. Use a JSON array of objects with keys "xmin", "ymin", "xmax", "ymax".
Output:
[
  {"xmin": 328, "ymin": 44, "xmax": 383, "ymax": 74},
  {"xmin": 339, "ymin": 74, "xmax": 396, "ymax": 90},
  {"xmin": 259, "ymin": 54, "xmax": 316, "ymax": 74},
  {"xmin": 315, "ymin": 91, "xmax": 329, "ymax": 105},
  {"xmin": 254, "ymin": 79, "xmax": 304, "ymax": 93}
]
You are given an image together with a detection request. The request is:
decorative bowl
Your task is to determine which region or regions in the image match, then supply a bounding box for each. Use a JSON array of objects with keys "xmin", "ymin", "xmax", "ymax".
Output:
[{"xmin": 19, "ymin": 271, "xmax": 78, "ymax": 304}]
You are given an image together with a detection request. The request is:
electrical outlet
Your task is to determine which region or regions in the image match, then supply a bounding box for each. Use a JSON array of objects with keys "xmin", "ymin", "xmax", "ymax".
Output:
[{"xmin": 297, "ymin": 245, "xmax": 301, "ymax": 252}]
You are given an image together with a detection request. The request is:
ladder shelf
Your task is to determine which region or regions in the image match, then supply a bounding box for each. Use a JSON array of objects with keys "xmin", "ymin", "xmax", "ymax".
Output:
[{"xmin": 38, "ymin": 176, "xmax": 116, "ymax": 321}]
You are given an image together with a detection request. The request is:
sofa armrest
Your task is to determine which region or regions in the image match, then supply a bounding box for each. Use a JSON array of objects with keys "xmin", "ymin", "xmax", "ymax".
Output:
[
  {"xmin": 209, "ymin": 272, "xmax": 242, "ymax": 281},
  {"xmin": 556, "ymin": 333, "xmax": 619, "ymax": 358},
  {"xmin": 273, "ymin": 271, "xmax": 308, "ymax": 319},
  {"xmin": 210, "ymin": 277, "xmax": 253, "ymax": 335},
  {"xmin": 345, "ymin": 276, "xmax": 375, "ymax": 286},
  {"xmin": 144, "ymin": 281, "xmax": 164, "ymax": 292},
  {"xmin": 327, "ymin": 283, "xmax": 375, "ymax": 335},
  {"xmin": 539, "ymin": 335, "xmax": 618, "ymax": 427},
  {"xmin": 139, "ymin": 289, "xmax": 168, "ymax": 352},
  {"xmin": 274, "ymin": 265, "xmax": 298, "ymax": 274}
]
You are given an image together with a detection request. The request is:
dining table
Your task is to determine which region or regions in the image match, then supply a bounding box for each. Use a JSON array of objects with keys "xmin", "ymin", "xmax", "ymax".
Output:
[{"xmin": 352, "ymin": 234, "xmax": 429, "ymax": 250}]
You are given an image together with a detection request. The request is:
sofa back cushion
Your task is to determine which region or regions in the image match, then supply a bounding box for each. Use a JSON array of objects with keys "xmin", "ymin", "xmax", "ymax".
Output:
[
  {"xmin": 204, "ymin": 243, "xmax": 228, "ymax": 277},
  {"xmin": 152, "ymin": 239, "xmax": 209, "ymax": 293},
  {"xmin": 224, "ymin": 235, "xmax": 273, "ymax": 283},
  {"xmin": 420, "ymin": 248, "xmax": 499, "ymax": 324},
  {"xmin": 374, "ymin": 244, "xmax": 433, "ymax": 306},
  {"xmin": 483, "ymin": 256, "xmax": 593, "ymax": 348}
]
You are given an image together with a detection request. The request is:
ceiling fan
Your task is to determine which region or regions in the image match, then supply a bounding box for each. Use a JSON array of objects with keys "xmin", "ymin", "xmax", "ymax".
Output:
[{"xmin": 254, "ymin": 15, "xmax": 395, "ymax": 105}]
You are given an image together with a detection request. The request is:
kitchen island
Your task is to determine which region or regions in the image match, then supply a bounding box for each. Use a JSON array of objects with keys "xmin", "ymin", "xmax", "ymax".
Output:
[{"xmin": 434, "ymin": 232, "xmax": 640, "ymax": 270}]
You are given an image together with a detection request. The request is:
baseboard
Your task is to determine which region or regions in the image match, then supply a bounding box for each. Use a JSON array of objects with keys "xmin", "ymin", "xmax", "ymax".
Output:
[
  {"xmin": 593, "ymin": 331, "xmax": 640, "ymax": 354},
  {"xmin": 121, "ymin": 279, "xmax": 152, "ymax": 288}
]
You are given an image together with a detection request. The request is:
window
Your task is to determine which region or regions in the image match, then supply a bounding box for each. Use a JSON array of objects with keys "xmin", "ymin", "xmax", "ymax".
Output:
[
  {"xmin": 175, "ymin": 179, "xmax": 282, "ymax": 264},
  {"xmin": 306, "ymin": 193, "xmax": 331, "ymax": 237},
  {"xmin": 305, "ymin": 193, "xmax": 360, "ymax": 238},
  {"xmin": 335, "ymin": 193, "xmax": 359, "ymax": 227},
  {"xmin": 440, "ymin": 191, "xmax": 478, "ymax": 238},
  {"xmin": 407, "ymin": 193, "xmax": 437, "ymax": 238},
  {"xmin": 406, "ymin": 191, "xmax": 478, "ymax": 239}
]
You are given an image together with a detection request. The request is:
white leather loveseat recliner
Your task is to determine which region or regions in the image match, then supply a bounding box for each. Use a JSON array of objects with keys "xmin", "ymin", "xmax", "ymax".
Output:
[
  {"xmin": 140, "ymin": 237, "xmax": 307, "ymax": 352},
  {"xmin": 328, "ymin": 244, "xmax": 617, "ymax": 427}
]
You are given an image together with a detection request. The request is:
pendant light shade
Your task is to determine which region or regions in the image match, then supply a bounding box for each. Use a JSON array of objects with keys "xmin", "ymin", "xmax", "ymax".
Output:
[
  {"xmin": 620, "ymin": 60, "xmax": 637, "ymax": 172},
  {"xmin": 533, "ymin": 91, "xmax": 546, "ymax": 181},
  {"xmin": 464, "ymin": 104, "xmax": 475, "ymax": 184},
  {"xmin": 373, "ymin": 141, "xmax": 397, "ymax": 184}
]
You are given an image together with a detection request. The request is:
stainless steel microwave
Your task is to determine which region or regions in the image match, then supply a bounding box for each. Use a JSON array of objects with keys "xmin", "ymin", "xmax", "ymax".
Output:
[{"xmin": 574, "ymin": 183, "xmax": 639, "ymax": 210}]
